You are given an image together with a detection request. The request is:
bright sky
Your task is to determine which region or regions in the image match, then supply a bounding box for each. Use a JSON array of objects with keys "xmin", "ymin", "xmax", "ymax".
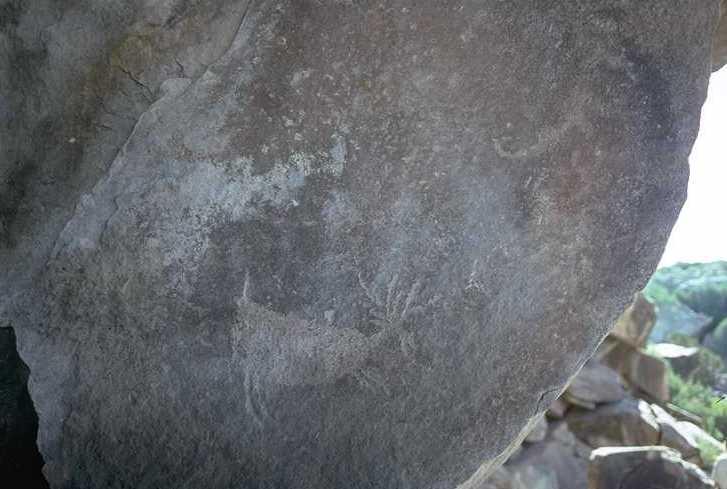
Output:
[{"xmin": 659, "ymin": 66, "xmax": 727, "ymax": 267}]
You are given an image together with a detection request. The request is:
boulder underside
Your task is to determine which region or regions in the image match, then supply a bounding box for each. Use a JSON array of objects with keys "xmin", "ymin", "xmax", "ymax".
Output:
[{"xmin": 0, "ymin": 1, "xmax": 720, "ymax": 488}]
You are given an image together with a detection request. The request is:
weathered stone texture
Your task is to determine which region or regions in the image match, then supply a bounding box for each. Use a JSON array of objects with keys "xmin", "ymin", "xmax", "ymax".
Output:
[
  {"xmin": 714, "ymin": 0, "xmax": 727, "ymax": 70},
  {"xmin": 589, "ymin": 446, "xmax": 715, "ymax": 489},
  {"xmin": 0, "ymin": 1, "xmax": 721, "ymax": 488}
]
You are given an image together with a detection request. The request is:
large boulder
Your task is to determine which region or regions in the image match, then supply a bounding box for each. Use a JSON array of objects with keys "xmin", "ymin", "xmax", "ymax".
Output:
[
  {"xmin": 588, "ymin": 446, "xmax": 715, "ymax": 489},
  {"xmin": 0, "ymin": 1, "xmax": 721, "ymax": 488}
]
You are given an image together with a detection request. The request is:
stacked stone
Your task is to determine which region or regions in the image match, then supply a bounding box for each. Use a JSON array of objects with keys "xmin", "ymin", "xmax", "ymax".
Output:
[{"xmin": 480, "ymin": 294, "xmax": 725, "ymax": 489}]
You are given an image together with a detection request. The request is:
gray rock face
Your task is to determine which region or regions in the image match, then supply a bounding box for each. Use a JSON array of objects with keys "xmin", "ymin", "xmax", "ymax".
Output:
[
  {"xmin": 508, "ymin": 426, "xmax": 589, "ymax": 489},
  {"xmin": 712, "ymin": 453, "xmax": 727, "ymax": 489},
  {"xmin": 610, "ymin": 293, "xmax": 656, "ymax": 349},
  {"xmin": 0, "ymin": 1, "xmax": 721, "ymax": 488},
  {"xmin": 565, "ymin": 359, "xmax": 626, "ymax": 407},
  {"xmin": 588, "ymin": 446, "xmax": 715, "ymax": 489},
  {"xmin": 567, "ymin": 398, "xmax": 660, "ymax": 448},
  {"xmin": 651, "ymin": 403, "xmax": 702, "ymax": 465},
  {"xmin": 600, "ymin": 341, "xmax": 670, "ymax": 401},
  {"xmin": 714, "ymin": 0, "xmax": 727, "ymax": 70},
  {"xmin": 525, "ymin": 415, "xmax": 548, "ymax": 444}
]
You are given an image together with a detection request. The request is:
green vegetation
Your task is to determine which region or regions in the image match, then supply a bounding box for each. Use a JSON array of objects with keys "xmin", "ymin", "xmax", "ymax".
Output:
[
  {"xmin": 645, "ymin": 262, "xmax": 727, "ymax": 464},
  {"xmin": 645, "ymin": 261, "xmax": 727, "ymax": 347},
  {"xmin": 667, "ymin": 332, "xmax": 700, "ymax": 348},
  {"xmin": 661, "ymin": 332, "xmax": 726, "ymax": 386},
  {"xmin": 692, "ymin": 348, "xmax": 726, "ymax": 387},
  {"xmin": 647, "ymin": 262, "xmax": 727, "ymax": 296},
  {"xmin": 699, "ymin": 437, "xmax": 723, "ymax": 468},
  {"xmin": 705, "ymin": 317, "xmax": 727, "ymax": 360},
  {"xmin": 645, "ymin": 262, "xmax": 727, "ymax": 326},
  {"xmin": 667, "ymin": 368, "xmax": 727, "ymax": 441}
]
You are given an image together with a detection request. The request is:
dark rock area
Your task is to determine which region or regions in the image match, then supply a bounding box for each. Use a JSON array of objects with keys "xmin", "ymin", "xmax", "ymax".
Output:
[{"xmin": 0, "ymin": 327, "xmax": 48, "ymax": 489}]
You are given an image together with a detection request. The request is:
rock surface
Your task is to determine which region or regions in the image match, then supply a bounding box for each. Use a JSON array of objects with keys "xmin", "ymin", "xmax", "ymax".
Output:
[
  {"xmin": 601, "ymin": 341, "xmax": 670, "ymax": 401},
  {"xmin": 480, "ymin": 291, "xmax": 726, "ymax": 488},
  {"xmin": 588, "ymin": 446, "xmax": 715, "ymax": 489},
  {"xmin": 567, "ymin": 398, "xmax": 661, "ymax": 448},
  {"xmin": 712, "ymin": 453, "xmax": 727, "ymax": 489},
  {"xmin": 0, "ymin": 1, "xmax": 721, "ymax": 488},
  {"xmin": 565, "ymin": 359, "xmax": 626, "ymax": 406},
  {"xmin": 650, "ymin": 343, "xmax": 701, "ymax": 378},
  {"xmin": 651, "ymin": 403, "xmax": 702, "ymax": 464},
  {"xmin": 508, "ymin": 431, "xmax": 588, "ymax": 489},
  {"xmin": 525, "ymin": 415, "xmax": 549, "ymax": 444},
  {"xmin": 611, "ymin": 293, "xmax": 656, "ymax": 348},
  {"xmin": 715, "ymin": 0, "xmax": 727, "ymax": 70}
]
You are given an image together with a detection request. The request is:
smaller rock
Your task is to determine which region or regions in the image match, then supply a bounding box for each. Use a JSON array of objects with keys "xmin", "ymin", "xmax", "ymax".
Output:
[
  {"xmin": 593, "ymin": 336, "xmax": 621, "ymax": 361},
  {"xmin": 525, "ymin": 415, "xmax": 548, "ymax": 444},
  {"xmin": 610, "ymin": 293, "xmax": 656, "ymax": 349},
  {"xmin": 507, "ymin": 435, "xmax": 588, "ymax": 489},
  {"xmin": 629, "ymin": 351, "xmax": 670, "ymax": 401},
  {"xmin": 477, "ymin": 466, "xmax": 512, "ymax": 489},
  {"xmin": 550, "ymin": 422, "xmax": 576, "ymax": 448},
  {"xmin": 574, "ymin": 439, "xmax": 593, "ymax": 461},
  {"xmin": 677, "ymin": 422, "xmax": 726, "ymax": 460},
  {"xmin": 666, "ymin": 403, "xmax": 705, "ymax": 427},
  {"xmin": 601, "ymin": 343, "xmax": 670, "ymax": 402},
  {"xmin": 712, "ymin": 453, "xmax": 727, "ymax": 489},
  {"xmin": 509, "ymin": 465, "xmax": 557, "ymax": 489},
  {"xmin": 650, "ymin": 343, "xmax": 701, "ymax": 378},
  {"xmin": 547, "ymin": 398, "xmax": 569, "ymax": 419},
  {"xmin": 565, "ymin": 360, "xmax": 626, "ymax": 407},
  {"xmin": 651, "ymin": 404, "xmax": 701, "ymax": 464},
  {"xmin": 562, "ymin": 393, "xmax": 596, "ymax": 410},
  {"xmin": 567, "ymin": 398, "xmax": 660, "ymax": 448},
  {"xmin": 588, "ymin": 446, "xmax": 715, "ymax": 489}
]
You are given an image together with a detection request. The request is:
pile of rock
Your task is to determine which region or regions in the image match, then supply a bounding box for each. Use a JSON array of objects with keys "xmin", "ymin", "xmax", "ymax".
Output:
[{"xmin": 480, "ymin": 294, "xmax": 727, "ymax": 489}]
